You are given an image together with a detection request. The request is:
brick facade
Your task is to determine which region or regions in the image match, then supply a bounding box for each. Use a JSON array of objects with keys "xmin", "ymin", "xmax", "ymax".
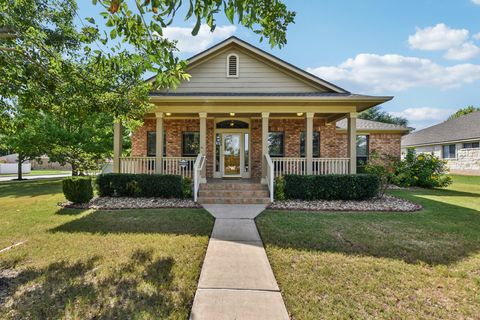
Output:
[{"xmin": 132, "ymin": 118, "xmax": 403, "ymax": 178}]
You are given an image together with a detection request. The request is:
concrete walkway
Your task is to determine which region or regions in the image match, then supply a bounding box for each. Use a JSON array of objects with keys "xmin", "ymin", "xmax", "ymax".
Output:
[{"xmin": 190, "ymin": 204, "xmax": 289, "ymax": 320}]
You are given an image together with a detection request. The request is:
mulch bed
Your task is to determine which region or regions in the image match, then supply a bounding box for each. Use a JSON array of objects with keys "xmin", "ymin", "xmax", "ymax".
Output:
[
  {"xmin": 268, "ymin": 194, "xmax": 422, "ymax": 212},
  {"xmin": 59, "ymin": 197, "xmax": 201, "ymax": 210}
]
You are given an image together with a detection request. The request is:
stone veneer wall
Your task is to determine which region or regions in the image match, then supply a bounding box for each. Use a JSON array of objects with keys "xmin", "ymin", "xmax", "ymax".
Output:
[
  {"xmin": 447, "ymin": 148, "xmax": 480, "ymax": 172},
  {"xmin": 132, "ymin": 118, "xmax": 403, "ymax": 179}
]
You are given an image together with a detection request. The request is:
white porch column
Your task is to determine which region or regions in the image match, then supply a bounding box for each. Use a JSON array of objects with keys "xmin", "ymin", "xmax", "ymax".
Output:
[
  {"xmin": 305, "ymin": 112, "xmax": 314, "ymax": 174},
  {"xmin": 199, "ymin": 112, "xmax": 207, "ymax": 179},
  {"xmin": 155, "ymin": 112, "xmax": 164, "ymax": 174},
  {"xmin": 261, "ymin": 112, "xmax": 269, "ymax": 182},
  {"xmin": 113, "ymin": 121, "xmax": 122, "ymax": 173},
  {"xmin": 347, "ymin": 112, "xmax": 357, "ymax": 174}
]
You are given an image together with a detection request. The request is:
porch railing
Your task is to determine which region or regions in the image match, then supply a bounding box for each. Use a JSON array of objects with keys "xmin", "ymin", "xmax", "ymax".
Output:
[
  {"xmin": 264, "ymin": 153, "xmax": 274, "ymax": 203},
  {"xmin": 312, "ymin": 158, "xmax": 350, "ymax": 175},
  {"xmin": 193, "ymin": 154, "xmax": 206, "ymax": 202},
  {"xmin": 271, "ymin": 157, "xmax": 350, "ymax": 177},
  {"xmin": 119, "ymin": 156, "xmax": 196, "ymax": 178}
]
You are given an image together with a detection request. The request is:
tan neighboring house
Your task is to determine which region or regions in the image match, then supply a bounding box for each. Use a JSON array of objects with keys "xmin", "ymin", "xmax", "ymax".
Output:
[
  {"xmin": 402, "ymin": 111, "xmax": 480, "ymax": 175},
  {"xmin": 113, "ymin": 37, "xmax": 409, "ymax": 202}
]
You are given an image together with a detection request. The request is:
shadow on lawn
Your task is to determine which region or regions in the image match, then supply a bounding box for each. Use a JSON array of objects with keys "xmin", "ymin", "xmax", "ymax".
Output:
[
  {"xmin": 0, "ymin": 249, "xmax": 188, "ymax": 319},
  {"xmin": 258, "ymin": 188, "xmax": 480, "ymax": 266},
  {"xmin": 0, "ymin": 178, "xmax": 64, "ymax": 198},
  {"xmin": 50, "ymin": 209, "xmax": 213, "ymax": 236}
]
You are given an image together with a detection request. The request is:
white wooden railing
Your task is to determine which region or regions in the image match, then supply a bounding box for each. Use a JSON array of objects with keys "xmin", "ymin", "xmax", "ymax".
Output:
[
  {"xmin": 119, "ymin": 156, "xmax": 196, "ymax": 178},
  {"xmin": 264, "ymin": 153, "xmax": 274, "ymax": 203},
  {"xmin": 312, "ymin": 158, "xmax": 350, "ymax": 174},
  {"xmin": 271, "ymin": 157, "xmax": 306, "ymax": 178},
  {"xmin": 271, "ymin": 157, "xmax": 350, "ymax": 177},
  {"xmin": 193, "ymin": 154, "xmax": 206, "ymax": 202},
  {"xmin": 120, "ymin": 157, "xmax": 156, "ymax": 174},
  {"xmin": 162, "ymin": 157, "xmax": 196, "ymax": 178}
]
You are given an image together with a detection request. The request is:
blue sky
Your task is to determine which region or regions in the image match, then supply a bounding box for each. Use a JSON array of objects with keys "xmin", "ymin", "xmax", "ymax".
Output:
[{"xmin": 77, "ymin": 0, "xmax": 480, "ymax": 130}]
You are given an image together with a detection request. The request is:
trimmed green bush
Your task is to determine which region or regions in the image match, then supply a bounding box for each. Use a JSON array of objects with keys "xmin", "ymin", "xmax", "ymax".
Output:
[
  {"xmin": 183, "ymin": 177, "xmax": 193, "ymax": 199},
  {"xmin": 283, "ymin": 174, "xmax": 379, "ymax": 200},
  {"xmin": 96, "ymin": 173, "xmax": 184, "ymax": 198},
  {"xmin": 274, "ymin": 176, "xmax": 286, "ymax": 201},
  {"xmin": 62, "ymin": 177, "xmax": 94, "ymax": 204}
]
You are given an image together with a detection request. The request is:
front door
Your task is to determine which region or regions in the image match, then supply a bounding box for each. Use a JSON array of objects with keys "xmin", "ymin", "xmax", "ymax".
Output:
[{"xmin": 222, "ymin": 133, "xmax": 242, "ymax": 177}]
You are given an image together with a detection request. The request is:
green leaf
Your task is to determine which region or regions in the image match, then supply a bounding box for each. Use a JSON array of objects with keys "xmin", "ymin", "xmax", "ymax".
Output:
[
  {"xmin": 191, "ymin": 17, "xmax": 201, "ymax": 36},
  {"xmin": 86, "ymin": 17, "xmax": 95, "ymax": 24}
]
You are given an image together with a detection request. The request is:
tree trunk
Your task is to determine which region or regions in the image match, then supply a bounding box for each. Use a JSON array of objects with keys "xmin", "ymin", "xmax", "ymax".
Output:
[
  {"xmin": 71, "ymin": 162, "xmax": 77, "ymax": 176},
  {"xmin": 17, "ymin": 154, "xmax": 23, "ymax": 180}
]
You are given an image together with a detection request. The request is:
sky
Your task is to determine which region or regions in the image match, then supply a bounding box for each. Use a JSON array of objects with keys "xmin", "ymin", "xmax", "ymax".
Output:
[{"xmin": 77, "ymin": 0, "xmax": 480, "ymax": 130}]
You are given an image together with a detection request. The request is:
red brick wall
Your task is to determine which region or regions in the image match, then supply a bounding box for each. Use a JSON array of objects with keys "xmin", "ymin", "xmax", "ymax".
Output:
[{"xmin": 132, "ymin": 118, "xmax": 403, "ymax": 178}]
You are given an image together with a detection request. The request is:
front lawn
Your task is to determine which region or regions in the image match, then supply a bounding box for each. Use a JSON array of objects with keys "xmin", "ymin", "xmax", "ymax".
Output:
[
  {"xmin": 256, "ymin": 175, "xmax": 480, "ymax": 319},
  {"xmin": 0, "ymin": 178, "xmax": 214, "ymax": 319}
]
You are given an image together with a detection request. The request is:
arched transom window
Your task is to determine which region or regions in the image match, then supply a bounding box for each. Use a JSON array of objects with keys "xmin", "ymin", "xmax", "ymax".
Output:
[{"xmin": 227, "ymin": 53, "xmax": 239, "ymax": 78}]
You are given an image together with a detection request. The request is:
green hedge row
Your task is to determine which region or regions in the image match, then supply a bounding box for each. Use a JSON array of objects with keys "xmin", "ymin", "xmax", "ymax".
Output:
[
  {"xmin": 96, "ymin": 173, "xmax": 185, "ymax": 198},
  {"xmin": 283, "ymin": 174, "xmax": 379, "ymax": 200}
]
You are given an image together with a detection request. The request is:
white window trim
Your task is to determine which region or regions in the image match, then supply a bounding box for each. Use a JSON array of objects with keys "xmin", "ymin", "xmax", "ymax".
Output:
[{"xmin": 226, "ymin": 53, "xmax": 239, "ymax": 78}]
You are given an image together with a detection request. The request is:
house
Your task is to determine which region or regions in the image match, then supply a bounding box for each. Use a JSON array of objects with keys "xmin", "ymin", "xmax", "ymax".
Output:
[
  {"xmin": 112, "ymin": 37, "xmax": 409, "ymax": 202},
  {"xmin": 402, "ymin": 111, "xmax": 480, "ymax": 174}
]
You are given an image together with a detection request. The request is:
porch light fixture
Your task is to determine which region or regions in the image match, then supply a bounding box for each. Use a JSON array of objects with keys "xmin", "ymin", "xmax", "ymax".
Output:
[
  {"xmin": 166, "ymin": 112, "xmax": 171, "ymax": 116},
  {"xmin": 297, "ymin": 112, "xmax": 304, "ymax": 116},
  {"xmin": 230, "ymin": 112, "xmax": 235, "ymax": 116}
]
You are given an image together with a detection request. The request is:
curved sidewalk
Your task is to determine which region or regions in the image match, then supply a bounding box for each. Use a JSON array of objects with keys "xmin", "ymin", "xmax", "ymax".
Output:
[{"xmin": 190, "ymin": 204, "xmax": 289, "ymax": 320}]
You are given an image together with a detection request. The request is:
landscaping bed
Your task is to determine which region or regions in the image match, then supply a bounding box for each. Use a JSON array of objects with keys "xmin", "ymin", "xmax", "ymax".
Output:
[
  {"xmin": 60, "ymin": 196, "xmax": 201, "ymax": 209},
  {"xmin": 269, "ymin": 194, "xmax": 422, "ymax": 212}
]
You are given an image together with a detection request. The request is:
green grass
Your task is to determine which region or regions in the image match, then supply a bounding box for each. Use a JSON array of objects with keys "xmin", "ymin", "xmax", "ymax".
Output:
[
  {"xmin": 0, "ymin": 169, "xmax": 71, "ymax": 177},
  {"xmin": 256, "ymin": 174, "xmax": 480, "ymax": 319},
  {"xmin": 0, "ymin": 178, "xmax": 214, "ymax": 319}
]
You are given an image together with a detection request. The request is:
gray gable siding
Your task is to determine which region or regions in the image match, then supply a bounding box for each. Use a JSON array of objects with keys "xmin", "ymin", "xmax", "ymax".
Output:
[{"xmin": 170, "ymin": 50, "xmax": 322, "ymax": 93}]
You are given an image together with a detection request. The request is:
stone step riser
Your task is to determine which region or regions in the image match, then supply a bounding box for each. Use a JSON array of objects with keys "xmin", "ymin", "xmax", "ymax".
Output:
[
  {"xmin": 198, "ymin": 197, "xmax": 271, "ymax": 205},
  {"xmin": 200, "ymin": 184, "xmax": 267, "ymax": 191},
  {"xmin": 198, "ymin": 190, "xmax": 269, "ymax": 198}
]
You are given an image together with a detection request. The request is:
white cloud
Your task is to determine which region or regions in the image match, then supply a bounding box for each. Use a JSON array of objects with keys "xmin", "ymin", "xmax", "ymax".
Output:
[
  {"xmin": 408, "ymin": 23, "xmax": 469, "ymax": 51},
  {"xmin": 444, "ymin": 42, "xmax": 480, "ymax": 60},
  {"xmin": 162, "ymin": 24, "xmax": 236, "ymax": 53},
  {"xmin": 390, "ymin": 107, "xmax": 453, "ymax": 130},
  {"xmin": 472, "ymin": 0, "xmax": 480, "ymax": 5},
  {"xmin": 390, "ymin": 107, "xmax": 451, "ymax": 121},
  {"xmin": 307, "ymin": 53, "xmax": 480, "ymax": 93},
  {"xmin": 474, "ymin": 32, "xmax": 480, "ymax": 40}
]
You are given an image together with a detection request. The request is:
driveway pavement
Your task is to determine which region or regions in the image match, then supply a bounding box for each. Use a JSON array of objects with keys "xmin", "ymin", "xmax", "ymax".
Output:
[
  {"xmin": 0, "ymin": 174, "xmax": 71, "ymax": 182},
  {"xmin": 190, "ymin": 204, "xmax": 289, "ymax": 320}
]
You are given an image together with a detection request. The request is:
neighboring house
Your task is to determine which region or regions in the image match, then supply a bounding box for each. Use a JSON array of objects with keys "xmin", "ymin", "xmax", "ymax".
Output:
[
  {"xmin": 402, "ymin": 111, "xmax": 480, "ymax": 174},
  {"xmin": 113, "ymin": 37, "xmax": 409, "ymax": 201}
]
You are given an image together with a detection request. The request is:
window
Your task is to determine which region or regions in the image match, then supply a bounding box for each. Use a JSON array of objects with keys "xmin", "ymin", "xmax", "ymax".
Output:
[
  {"xmin": 356, "ymin": 135, "xmax": 369, "ymax": 167},
  {"xmin": 216, "ymin": 120, "xmax": 248, "ymax": 129},
  {"xmin": 463, "ymin": 142, "xmax": 480, "ymax": 149},
  {"xmin": 227, "ymin": 53, "xmax": 239, "ymax": 77},
  {"xmin": 300, "ymin": 132, "xmax": 320, "ymax": 157},
  {"xmin": 146, "ymin": 131, "xmax": 166, "ymax": 156},
  {"xmin": 182, "ymin": 132, "xmax": 200, "ymax": 156},
  {"xmin": 443, "ymin": 144, "xmax": 456, "ymax": 158},
  {"xmin": 268, "ymin": 132, "xmax": 284, "ymax": 157}
]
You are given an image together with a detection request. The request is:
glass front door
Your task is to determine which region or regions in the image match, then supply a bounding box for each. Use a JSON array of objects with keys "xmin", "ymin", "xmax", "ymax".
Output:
[{"xmin": 222, "ymin": 133, "xmax": 241, "ymax": 176}]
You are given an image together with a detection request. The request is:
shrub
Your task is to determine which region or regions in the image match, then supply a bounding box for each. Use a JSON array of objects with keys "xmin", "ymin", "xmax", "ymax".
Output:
[
  {"xmin": 283, "ymin": 174, "xmax": 379, "ymax": 200},
  {"xmin": 96, "ymin": 173, "xmax": 184, "ymax": 198},
  {"xmin": 364, "ymin": 151, "xmax": 397, "ymax": 197},
  {"xmin": 274, "ymin": 176, "xmax": 285, "ymax": 201},
  {"xmin": 183, "ymin": 177, "xmax": 192, "ymax": 199},
  {"xmin": 62, "ymin": 177, "xmax": 94, "ymax": 204},
  {"xmin": 393, "ymin": 149, "xmax": 452, "ymax": 188}
]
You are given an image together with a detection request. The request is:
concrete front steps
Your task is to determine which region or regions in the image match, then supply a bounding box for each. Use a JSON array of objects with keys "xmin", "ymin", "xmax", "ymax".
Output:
[{"xmin": 197, "ymin": 181, "xmax": 271, "ymax": 204}]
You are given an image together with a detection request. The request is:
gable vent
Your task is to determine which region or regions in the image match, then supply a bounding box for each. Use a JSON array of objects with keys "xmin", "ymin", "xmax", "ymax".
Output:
[{"xmin": 227, "ymin": 54, "xmax": 239, "ymax": 77}]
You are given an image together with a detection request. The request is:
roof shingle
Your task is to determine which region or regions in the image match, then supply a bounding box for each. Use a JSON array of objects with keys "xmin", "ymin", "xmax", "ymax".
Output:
[{"xmin": 402, "ymin": 111, "xmax": 480, "ymax": 146}]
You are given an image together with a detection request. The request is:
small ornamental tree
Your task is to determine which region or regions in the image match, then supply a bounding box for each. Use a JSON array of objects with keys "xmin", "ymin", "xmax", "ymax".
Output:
[{"xmin": 363, "ymin": 151, "xmax": 397, "ymax": 198}]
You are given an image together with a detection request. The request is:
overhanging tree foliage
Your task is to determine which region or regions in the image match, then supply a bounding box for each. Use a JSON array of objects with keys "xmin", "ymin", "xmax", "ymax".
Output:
[
  {"xmin": 1, "ymin": 0, "xmax": 294, "ymax": 172},
  {"xmin": 448, "ymin": 106, "xmax": 480, "ymax": 121},
  {"xmin": 359, "ymin": 106, "xmax": 408, "ymax": 127}
]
